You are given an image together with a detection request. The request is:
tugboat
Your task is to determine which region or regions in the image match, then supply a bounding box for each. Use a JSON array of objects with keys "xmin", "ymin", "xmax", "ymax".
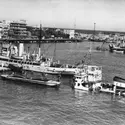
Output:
[{"xmin": 73, "ymin": 65, "xmax": 102, "ymax": 91}]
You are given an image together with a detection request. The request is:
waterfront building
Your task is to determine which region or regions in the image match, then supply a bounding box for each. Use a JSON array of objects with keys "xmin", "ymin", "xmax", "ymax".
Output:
[
  {"xmin": 63, "ymin": 29, "xmax": 69, "ymax": 34},
  {"xmin": 8, "ymin": 20, "xmax": 28, "ymax": 39},
  {"xmin": 0, "ymin": 20, "xmax": 10, "ymax": 39},
  {"xmin": 0, "ymin": 27, "xmax": 2, "ymax": 39},
  {"xmin": 69, "ymin": 30, "xmax": 75, "ymax": 39},
  {"xmin": 63, "ymin": 29, "xmax": 75, "ymax": 39}
]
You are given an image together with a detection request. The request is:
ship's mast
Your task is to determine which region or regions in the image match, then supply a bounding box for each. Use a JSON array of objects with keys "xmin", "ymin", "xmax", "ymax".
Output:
[
  {"xmin": 53, "ymin": 40, "xmax": 56, "ymax": 61},
  {"xmin": 93, "ymin": 23, "xmax": 96, "ymax": 40},
  {"xmin": 74, "ymin": 18, "xmax": 76, "ymax": 40},
  {"xmin": 39, "ymin": 23, "xmax": 42, "ymax": 57}
]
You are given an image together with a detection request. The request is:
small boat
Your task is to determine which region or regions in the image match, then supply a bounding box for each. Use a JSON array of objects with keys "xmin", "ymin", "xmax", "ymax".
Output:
[
  {"xmin": 99, "ymin": 82, "xmax": 115, "ymax": 94},
  {"xmin": 1, "ymin": 73, "xmax": 61, "ymax": 87}
]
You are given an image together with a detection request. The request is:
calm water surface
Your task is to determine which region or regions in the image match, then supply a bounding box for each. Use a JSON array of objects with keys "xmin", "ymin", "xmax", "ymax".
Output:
[{"xmin": 0, "ymin": 42, "xmax": 125, "ymax": 125}]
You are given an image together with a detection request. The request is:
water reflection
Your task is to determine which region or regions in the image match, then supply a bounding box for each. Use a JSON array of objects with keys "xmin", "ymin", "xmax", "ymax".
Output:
[{"xmin": 74, "ymin": 89, "xmax": 89, "ymax": 99}]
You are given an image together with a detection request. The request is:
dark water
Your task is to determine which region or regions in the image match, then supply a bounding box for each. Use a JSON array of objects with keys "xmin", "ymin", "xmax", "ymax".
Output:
[{"xmin": 0, "ymin": 42, "xmax": 125, "ymax": 125}]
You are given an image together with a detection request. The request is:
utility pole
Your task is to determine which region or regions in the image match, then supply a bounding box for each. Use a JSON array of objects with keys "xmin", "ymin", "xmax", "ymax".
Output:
[
  {"xmin": 74, "ymin": 18, "xmax": 76, "ymax": 40},
  {"xmin": 94, "ymin": 23, "xmax": 96, "ymax": 40}
]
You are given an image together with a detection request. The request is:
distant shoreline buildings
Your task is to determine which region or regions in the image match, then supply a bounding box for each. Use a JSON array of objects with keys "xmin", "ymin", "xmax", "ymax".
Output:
[
  {"xmin": 0, "ymin": 20, "xmax": 73, "ymax": 40},
  {"xmin": 0, "ymin": 19, "xmax": 125, "ymax": 42}
]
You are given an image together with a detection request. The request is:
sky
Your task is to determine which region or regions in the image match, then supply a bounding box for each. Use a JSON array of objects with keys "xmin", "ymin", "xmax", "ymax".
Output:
[{"xmin": 0, "ymin": 0, "xmax": 125, "ymax": 31}]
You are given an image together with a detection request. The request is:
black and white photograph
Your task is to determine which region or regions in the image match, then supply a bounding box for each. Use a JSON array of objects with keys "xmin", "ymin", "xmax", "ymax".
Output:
[{"xmin": 0, "ymin": 0, "xmax": 125, "ymax": 125}]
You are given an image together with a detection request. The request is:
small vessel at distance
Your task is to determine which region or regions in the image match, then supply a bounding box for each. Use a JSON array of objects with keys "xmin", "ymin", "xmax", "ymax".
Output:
[
  {"xmin": 109, "ymin": 40, "xmax": 125, "ymax": 54},
  {"xmin": 109, "ymin": 44, "xmax": 125, "ymax": 54}
]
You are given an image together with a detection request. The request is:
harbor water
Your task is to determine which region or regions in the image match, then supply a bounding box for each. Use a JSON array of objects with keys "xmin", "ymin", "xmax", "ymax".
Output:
[{"xmin": 0, "ymin": 41, "xmax": 125, "ymax": 125}]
